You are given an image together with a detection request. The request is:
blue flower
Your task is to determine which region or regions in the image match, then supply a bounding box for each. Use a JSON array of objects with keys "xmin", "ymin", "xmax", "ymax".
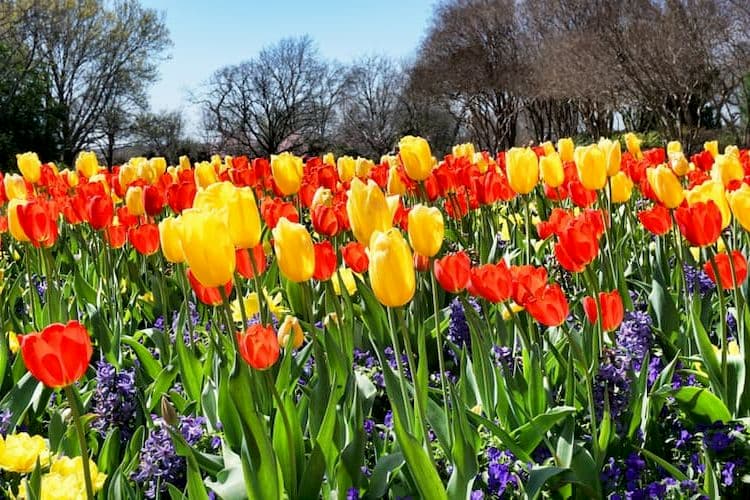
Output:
[{"xmin": 91, "ymin": 361, "xmax": 137, "ymax": 441}]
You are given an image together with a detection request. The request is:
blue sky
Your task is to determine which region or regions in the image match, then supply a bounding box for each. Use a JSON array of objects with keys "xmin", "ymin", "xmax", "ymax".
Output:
[{"xmin": 141, "ymin": 0, "xmax": 436, "ymax": 132}]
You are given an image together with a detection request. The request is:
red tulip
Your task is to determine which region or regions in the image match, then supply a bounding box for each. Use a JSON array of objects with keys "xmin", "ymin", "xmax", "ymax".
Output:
[
  {"xmin": 86, "ymin": 194, "xmax": 114, "ymax": 230},
  {"xmin": 536, "ymin": 208, "xmax": 573, "ymax": 240},
  {"xmin": 313, "ymin": 241, "xmax": 337, "ymax": 281},
  {"xmin": 105, "ymin": 224, "xmax": 127, "ymax": 248},
  {"xmin": 638, "ymin": 205, "xmax": 673, "ymax": 236},
  {"xmin": 261, "ymin": 197, "xmax": 299, "ymax": 229},
  {"xmin": 583, "ymin": 290, "xmax": 625, "ymax": 331},
  {"xmin": 434, "ymin": 251, "xmax": 471, "ymax": 293},
  {"xmin": 311, "ymin": 204, "xmax": 339, "ymax": 237},
  {"xmin": 236, "ymin": 245, "xmax": 267, "ymax": 279},
  {"xmin": 468, "ymin": 261, "xmax": 512, "ymax": 303},
  {"xmin": 510, "ymin": 265, "xmax": 548, "ymax": 305},
  {"xmin": 525, "ymin": 284, "xmax": 569, "ymax": 327},
  {"xmin": 19, "ymin": 321, "xmax": 93, "ymax": 388},
  {"xmin": 129, "ymin": 223, "xmax": 160, "ymax": 255},
  {"xmin": 414, "ymin": 253, "xmax": 430, "ymax": 272},
  {"xmin": 187, "ymin": 268, "xmax": 232, "ymax": 306},
  {"xmin": 554, "ymin": 218, "xmax": 600, "ymax": 273},
  {"xmin": 675, "ymin": 200, "xmax": 722, "ymax": 247},
  {"xmin": 167, "ymin": 181, "xmax": 196, "ymax": 213},
  {"xmin": 341, "ymin": 242, "xmax": 369, "ymax": 273},
  {"xmin": 16, "ymin": 199, "xmax": 58, "ymax": 247},
  {"xmin": 704, "ymin": 250, "xmax": 748, "ymax": 290},
  {"xmin": 569, "ymin": 180, "xmax": 597, "ymax": 208},
  {"xmin": 143, "ymin": 184, "xmax": 165, "ymax": 216},
  {"xmin": 238, "ymin": 324, "xmax": 280, "ymax": 370}
]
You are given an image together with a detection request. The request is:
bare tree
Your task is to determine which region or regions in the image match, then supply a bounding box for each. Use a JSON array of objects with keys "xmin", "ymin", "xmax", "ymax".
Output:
[
  {"xmin": 27, "ymin": 0, "xmax": 170, "ymax": 164},
  {"xmin": 200, "ymin": 36, "xmax": 342, "ymax": 156},
  {"xmin": 131, "ymin": 109, "xmax": 185, "ymax": 163}
]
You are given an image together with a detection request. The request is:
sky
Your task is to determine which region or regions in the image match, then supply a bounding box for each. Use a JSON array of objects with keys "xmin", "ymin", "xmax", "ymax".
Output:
[{"xmin": 140, "ymin": 0, "xmax": 436, "ymax": 134}]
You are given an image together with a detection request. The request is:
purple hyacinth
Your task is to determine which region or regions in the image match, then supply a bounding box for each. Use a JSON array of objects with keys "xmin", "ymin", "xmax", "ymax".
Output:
[
  {"xmin": 683, "ymin": 264, "xmax": 715, "ymax": 296},
  {"xmin": 616, "ymin": 311, "xmax": 653, "ymax": 371},
  {"xmin": 91, "ymin": 361, "xmax": 137, "ymax": 440},
  {"xmin": 0, "ymin": 408, "xmax": 11, "ymax": 436},
  {"xmin": 485, "ymin": 448, "xmax": 517, "ymax": 497},
  {"xmin": 132, "ymin": 414, "xmax": 206, "ymax": 498},
  {"xmin": 155, "ymin": 301, "xmax": 201, "ymax": 345},
  {"xmin": 447, "ymin": 297, "xmax": 481, "ymax": 349}
]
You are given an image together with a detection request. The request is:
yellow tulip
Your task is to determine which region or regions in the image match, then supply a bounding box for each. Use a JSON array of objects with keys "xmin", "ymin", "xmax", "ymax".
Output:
[
  {"xmin": 387, "ymin": 165, "xmax": 407, "ymax": 196},
  {"xmin": 408, "ymin": 204, "xmax": 444, "ymax": 257},
  {"xmin": 399, "ymin": 135, "xmax": 433, "ymax": 181},
  {"xmin": 332, "ymin": 267, "xmax": 358, "ymax": 296},
  {"xmin": 194, "ymin": 161, "xmax": 218, "ymax": 189},
  {"xmin": 179, "ymin": 155, "xmax": 192, "ymax": 171},
  {"xmin": 179, "ymin": 209, "xmax": 236, "ymax": 287},
  {"xmin": 150, "ymin": 157, "xmax": 167, "ymax": 178},
  {"xmin": 624, "ymin": 133, "xmax": 642, "ymax": 160},
  {"xmin": 368, "ymin": 229, "xmax": 415, "ymax": 307},
  {"xmin": 231, "ymin": 293, "xmax": 260, "ymax": 322},
  {"xmin": 452, "ymin": 142, "xmax": 476, "ymax": 160},
  {"xmin": 272, "ymin": 218, "xmax": 315, "ymax": 282},
  {"xmin": 3, "ymin": 173, "xmax": 28, "ymax": 200},
  {"xmin": 728, "ymin": 183, "xmax": 750, "ymax": 232},
  {"xmin": 667, "ymin": 141, "xmax": 682, "ymax": 154},
  {"xmin": 704, "ymin": 140, "xmax": 719, "ymax": 158},
  {"xmin": 7, "ymin": 332, "xmax": 19, "ymax": 354},
  {"xmin": 725, "ymin": 145, "xmax": 740, "ymax": 159},
  {"xmin": 686, "ymin": 180, "xmax": 731, "ymax": 228},
  {"xmin": 60, "ymin": 168, "xmax": 79, "ymax": 187},
  {"xmin": 598, "ymin": 138, "xmax": 621, "ymax": 176},
  {"xmin": 194, "ymin": 182, "xmax": 261, "ymax": 249},
  {"xmin": 557, "ymin": 137, "xmax": 575, "ymax": 163},
  {"xmin": 668, "ymin": 151, "xmax": 689, "ymax": 176},
  {"xmin": 506, "ymin": 147, "xmax": 539, "ymax": 194},
  {"xmin": 0, "ymin": 433, "xmax": 49, "ymax": 473},
  {"xmin": 125, "ymin": 186, "xmax": 145, "ymax": 216},
  {"xmin": 159, "ymin": 217, "xmax": 185, "ymax": 263},
  {"xmin": 381, "ymin": 154, "xmax": 398, "ymax": 167},
  {"xmin": 75, "ymin": 151, "xmax": 99, "ymax": 178},
  {"xmin": 502, "ymin": 302, "xmax": 524, "ymax": 320},
  {"xmin": 271, "ymin": 152, "xmax": 304, "ymax": 196},
  {"xmin": 346, "ymin": 177, "xmax": 397, "ymax": 245},
  {"xmin": 711, "ymin": 154, "xmax": 744, "ymax": 187},
  {"xmin": 355, "ymin": 157, "xmax": 374, "ymax": 178},
  {"xmin": 539, "ymin": 153, "xmax": 564, "ymax": 188},
  {"xmin": 7, "ymin": 199, "xmax": 29, "ymax": 242},
  {"xmin": 609, "ymin": 171, "xmax": 633, "ymax": 203},
  {"xmin": 311, "ymin": 186, "xmax": 333, "ymax": 208},
  {"xmin": 118, "ymin": 162, "xmax": 137, "ymax": 187},
  {"xmin": 473, "ymin": 152, "xmax": 492, "ymax": 173},
  {"xmin": 540, "ymin": 141, "xmax": 556, "ymax": 156},
  {"xmin": 575, "ymin": 145, "xmax": 607, "ymax": 190},
  {"xmin": 647, "ymin": 165, "xmax": 684, "ymax": 209},
  {"xmin": 16, "ymin": 152, "xmax": 41, "ymax": 183},
  {"xmin": 337, "ymin": 156, "xmax": 356, "ymax": 182},
  {"xmin": 322, "ymin": 152, "xmax": 335, "ymax": 165},
  {"xmin": 278, "ymin": 315, "xmax": 305, "ymax": 349}
]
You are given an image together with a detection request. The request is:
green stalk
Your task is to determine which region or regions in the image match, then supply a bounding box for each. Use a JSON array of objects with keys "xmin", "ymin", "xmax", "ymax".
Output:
[{"xmin": 64, "ymin": 385, "xmax": 94, "ymax": 500}]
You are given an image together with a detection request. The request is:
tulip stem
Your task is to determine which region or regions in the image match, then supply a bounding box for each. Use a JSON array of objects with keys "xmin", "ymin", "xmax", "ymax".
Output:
[
  {"xmin": 707, "ymin": 249, "xmax": 729, "ymax": 395},
  {"xmin": 64, "ymin": 385, "xmax": 95, "ymax": 500},
  {"xmin": 265, "ymin": 370, "xmax": 297, "ymax": 498},
  {"xmin": 386, "ymin": 307, "xmax": 414, "ymax": 433},
  {"xmin": 524, "ymin": 198, "xmax": 532, "ymax": 264},
  {"xmin": 248, "ymin": 251, "xmax": 268, "ymax": 325},
  {"xmin": 429, "ymin": 268, "xmax": 450, "ymax": 418}
]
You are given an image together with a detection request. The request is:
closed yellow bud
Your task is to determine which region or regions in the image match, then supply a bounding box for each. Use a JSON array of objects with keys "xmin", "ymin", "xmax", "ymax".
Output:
[
  {"xmin": 368, "ymin": 229, "xmax": 415, "ymax": 308},
  {"xmin": 667, "ymin": 141, "xmax": 682, "ymax": 154},
  {"xmin": 159, "ymin": 216, "xmax": 185, "ymax": 263},
  {"xmin": 179, "ymin": 209, "xmax": 235, "ymax": 287},
  {"xmin": 539, "ymin": 153, "xmax": 564, "ymax": 188},
  {"xmin": 150, "ymin": 157, "xmax": 167, "ymax": 178},
  {"xmin": 407, "ymin": 204, "xmax": 444, "ymax": 257},
  {"xmin": 194, "ymin": 161, "xmax": 218, "ymax": 189},
  {"xmin": 271, "ymin": 152, "xmax": 304, "ymax": 196},
  {"xmin": 61, "ymin": 168, "xmax": 79, "ymax": 187},
  {"xmin": 576, "ymin": 145, "xmax": 607, "ymax": 190},
  {"xmin": 7, "ymin": 332, "xmax": 19, "ymax": 354},
  {"xmin": 332, "ymin": 267, "xmax": 358, "ymax": 296},
  {"xmin": 322, "ymin": 152, "xmax": 335, "ymax": 165},
  {"xmin": 624, "ymin": 133, "xmax": 642, "ymax": 160},
  {"xmin": 711, "ymin": 154, "xmax": 744, "ymax": 187},
  {"xmin": 506, "ymin": 147, "xmax": 539, "ymax": 194},
  {"xmin": 16, "ymin": 152, "xmax": 41, "ymax": 183},
  {"xmin": 381, "ymin": 154, "xmax": 398, "ymax": 167},
  {"xmin": 179, "ymin": 155, "xmax": 192, "ymax": 171},
  {"xmin": 278, "ymin": 315, "xmax": 305, "ymax": 349},
  {"xmin": 704, "ymin": 140, "xmax": 719, "ymax": 158},
  {"xmin": 647, "ymin": 165, "xmax": 684, "ymax": 209},
  {"xmin": 119, "ymin": 163, "xmax": 137, "ymax": 187},
  {"xmin": 598, "ymin": 138, "xmax": 621, "ymax": 176},
  {"xmin": 75, "ymin": 151, "xmax": 99, "ymax": 178},
  {"xmin": 452, "ymin": 142, "xmax": 476, "ymax": 160},
  {"xmin": 609, "ymin": 171, "xmax": 633, "ymax": 203},
  {"xmin": 687, "ymin": 180, "xmax": 731, "ymax": 228},
  {"xmin": 346, "ymin": 177, "xmax": 397, "ymax": 245},
  {"xmin": 355, "ymin": 157, "xmax": 374, "ymax": 178},
  {"xmin": 3, "ymin": 173, "xmax": 28, "ymax": 200},
  {"xmin": 337, "ymin": 156, "xmax": 356, "ymax": 182},
  {"xmin": 272, "ymin": 218, "xmax": 315, "ymax": 282},
  {"xmin": 473, "ymin": 152, "xmax": 492, "ymax": 173},
  {"xmin": 166, "ymin": 166, "xmax": 180, "ymax": 182},
  {"xmin": 725, "ymin": 145, "xmax": 740, "ymax": 159},
  {"xmin": 8, "ymin": 199, "xmax": 30, "ymax": 242},
  {"xmin": 727, "ymin": 184, "xmax": 750, "ymax": 232},
  {"xmin": 540, "ymin": 141, "xmax": 556, "ymax": 156},
  {"xmin": 399, "ymin": 135, "xmax": 433, "ymax": 181},
  {"xmin": 194, "ymin": 182, "xmax": 261, "ymax": 249},
  {"xmin": 125, "ymin": 186, "xmax": 145, "ymax": 216},
  {"xmin": 557, "ymin": 137, "xmax": 575, "ymax": 163},
  {"xmin": 387, "ymin": 165, "xmax": 407, "ymax": 196},
  {"xmin": 311, "ymin": 186, "xmax": 333, "ymax": 208},
  {"xmin": 669, "ymin": 151, "xmax": 689, "ymax": 176},
  {"xmin": 221, "ymin": 155, "xmax": 233, "ymax": 173}
]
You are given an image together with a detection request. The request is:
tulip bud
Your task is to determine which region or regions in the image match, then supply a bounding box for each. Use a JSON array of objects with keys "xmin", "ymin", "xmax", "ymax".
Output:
[
  {"xmin": 271, "ymin": 152, "xmax": 304, "ymax": 196},
  {"xmin": 8, "ymin": 199, "xmax": 30, "ymax": 242},
  {"xmin": 598, "ymin": 138, "xmax": 621, "ymax": 176},
  {"xmin": 539, "ymin": 153, "xmax": 564, "ymax": 188},
  {"xmin": 728, "ymin": 184, "xmax": 750, "ymax": 232},
  {"xmin": 346, "ymin": 178, "xmax": 396, "ymax": 245},
  {"xmin": 704, "ymin": 140, "xmax": 719, "ymax": 158},
  {"xmin": 179, "ymin": 209, "xmax": 236, "ymax": 287},
  {"xmin": 711, "ymin": 154, "xmax": 744, "ymax": 187},
  {"xmin": 407, "ymin": 204, "xmax": 444, "ymax": 257},
  {"xmin": 557, "ymin": 137, "xmax": 575, "ymax": 163},
  {"xmin": 668, "ymin": 151, "xmax": 689, "ymax": 176},
  {"xmin": 452, "ymin": 142, "xmax": 476, "ymax": 160},
  {"xmin": 647, "ymin": 165, "xmax": 684, "ymax": 209},
  {"xmin": 506, "ymin": 147, "xmax": 539, "ymax": 194},
  {"xmin": 337, "ymin": 156, "xmax": 356, "ymax": 182},
  {"xmin": 609, "ymin": 171, "xmax": 633, "ymax": 204},
  {"xmin": 4, "ymin": 173, "xmax": 28, "ymax": 200},
  {"xmin": 125, "ymin": 186, "xmax": 145, "ymax": 216},
  {"xmin": 119, "ymin": 163, "xmax": 137, "ymax": 187},
  {"xmin": 194, "ymin": 161, "xmax": 218, "ymax": 189},
  {"xmin": 399, "ymin": 135, "xmax": 433, "ymax": 181},
  {"xmin": 667, "ymin": 141, "xmax": 682, "ymax": 154},
  {"xmin": 368, "ymin": 229, "xmax": 415, "ymax": 307},
  {"xmin": 624, "ymin": 133, "xmax": 642, "ymax": 160},
  {"xmin": 75, "ymin": 151, "xmax": 100, "ymax": 178},
  {"xmin": 387, "ymin": 165, "xmax": 407, "ymax": 196},
  {"xmin": 160, "ymin": 395, "xmax": 178, "ymax": 427},
  {"xmin": 16, "ymin": 152, "xmax": 41, "ymax": 184},
  {"xmin": 575, "ymin": 146, "xmax": 607, "ymax": 190},
  {"xmin": 272, "ymin": 218, "xmax": 315, "ymax": 282},
  {"xmin": 278, "ymin": 315, "xmax": 305, "ymax": 349},
  {"xmin": 179, "ymin": 155, "xmax": 192, "ymax": 171},
  {"xmin": 322, "ymin": 152, "xmax": 335, "ymax": 165},
  {"xmin": 159, "ymin": 216, "xmax": 185, "ymax": 263},
  {"xmin": 355, "ymin": 157, "xmax": 374, "ymax": 178},
  {"xmin": 150, "ymin": 157, "xmax": 167, "ymax": 179}
]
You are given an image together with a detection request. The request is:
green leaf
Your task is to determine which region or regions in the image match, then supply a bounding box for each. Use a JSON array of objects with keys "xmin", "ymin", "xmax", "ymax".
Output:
[
  {"xmin": 649, "ymin": 279, "xmax": 679, "ymax": 336},
  {"xmin": 98, "ymin": 427, "xmax": 121, "ymax": 474},
  {"xmin": 639, "ymin": 448, "xmax": 689, "ymax": 482},
  {"xmin": 122, "ymin": 336, "xmax": 161, "ymax": 381},
  {"xmin": 392, "ymin": 408, "xmax": 448, "ymax": 500},
  {"xmin": 173, "ymin": 327, "xmax": 203, "ymax": 404},
  {"xmin": 690, "ymin": 299, "xmax": 725, "ymax": 399},
  {"xmin": 526, "ymin": 466, "xmax": 569, "ymax": 500},
  {"xmin": 555, "ymin": 418, "xmax": 574, "ymax": 469},
  {"xmin": 512, "ymin": 406, "xmax": 576, "ymax": 454},
  {"xmin": 206, "ymin": 448, "xmax": 246, "ymax": 500},
  {"xmin": 672, "ymin": 387, "xmax": 732, "ymax": 425}
]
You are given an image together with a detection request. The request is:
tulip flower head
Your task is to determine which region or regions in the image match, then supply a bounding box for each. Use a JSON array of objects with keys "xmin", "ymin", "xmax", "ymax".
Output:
[{"xmin": 19, "ymin": 321, "xmax": 93, "ymax": 388}]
